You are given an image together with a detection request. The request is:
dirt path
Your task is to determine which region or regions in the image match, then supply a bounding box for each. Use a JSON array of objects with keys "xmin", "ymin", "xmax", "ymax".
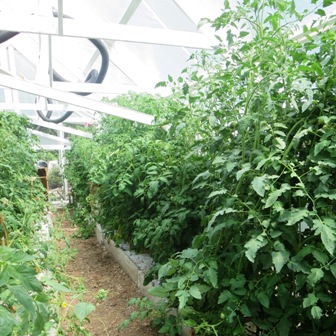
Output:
[{"xmin": 56, "ymin": 209, "xmax": 160, "ymax": 336}]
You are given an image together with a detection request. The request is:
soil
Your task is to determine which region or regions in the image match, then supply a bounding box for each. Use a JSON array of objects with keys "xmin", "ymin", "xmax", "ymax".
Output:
[{"xmin": 55, "ymin": 208, "xmax": 160, "ymax": 336}]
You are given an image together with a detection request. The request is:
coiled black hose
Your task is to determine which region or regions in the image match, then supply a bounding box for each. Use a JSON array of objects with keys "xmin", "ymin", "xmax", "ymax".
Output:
[{"xmin": 0, "ymin": 8, "xmax": 109, "ymax": 123}]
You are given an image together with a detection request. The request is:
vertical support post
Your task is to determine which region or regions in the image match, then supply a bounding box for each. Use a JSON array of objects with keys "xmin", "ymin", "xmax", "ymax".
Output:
[
  {"xmin": 35, "ymin": 0, "xmax": 54, "ymax": 118},
  {"xmin": 6, "ymin": 46, "xmax": 20, "ymax": 114},
  {"xmin": 58, "ymin": 129, "xmax": 68, "ymax": 201},
  {"xmin": 57, "ymin": 0, "xmax": 64, "ymax": 35},
  {"xmin": 48, "ymin": 35, "xmax": 53, "ymax": 87}
]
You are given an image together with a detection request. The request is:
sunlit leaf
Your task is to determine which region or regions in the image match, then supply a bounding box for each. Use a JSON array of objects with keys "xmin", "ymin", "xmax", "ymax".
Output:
[
  {"xmin": 311, "ymin": 306, "xmax": 322, "ymax": 319},
  {"xmin": 189, "ymin": 286, "xmax": 202, "ymax": 299},
  {"xmin": 74, "ymin": 302, "xmax": 96, "ymax": 322},
  {"xmin": 272, "ymin": 248, "xmax": 290, "ymax": 273},
  {"xmin": 303, "ymin": 293, "xmax": 318, "ymax": 308},
  {"xmin": 0, "ymin": 306, "xmax": 18, "ymax": 336},
  {"xmin": 307, "ymin": 268, "xmax": 324, "ymax": 286},
  {"xmin": 244, "ymin": 235, "xmax": 267, "ymax": 262},
  {"xmin": 251, "ymin": 175, "xmax": 267, "ymax": 197}
]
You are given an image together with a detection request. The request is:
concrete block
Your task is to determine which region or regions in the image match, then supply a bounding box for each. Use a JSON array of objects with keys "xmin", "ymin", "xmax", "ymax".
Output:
[
  {"xmin": 95, "ymin": 223, "xmax": 104, "ymax": 244},
  {"xmin": 104, "ymin": 239, "xmax": 139, "ymax": 285}
]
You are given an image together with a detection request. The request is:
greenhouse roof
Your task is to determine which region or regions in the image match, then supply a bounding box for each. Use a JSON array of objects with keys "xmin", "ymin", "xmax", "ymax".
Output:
[
  {"xmin": 0, "ymin": 0, "xmax": 335, "ymax": 150},
  {"xmin": 0, "ymin": 0, "xmax": 225, "ymax": 150}
]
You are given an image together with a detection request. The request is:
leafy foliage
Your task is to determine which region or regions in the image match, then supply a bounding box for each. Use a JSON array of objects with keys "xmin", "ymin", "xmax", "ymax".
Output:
[
  {"xmin": 0, "ymin": 112, "xmax": 54, "ymax": 335},
  {"xmin": 0, "ymin": 112, "xmax": 97, "ymax": 335},
  {"xmin": 65, "ymin": 1, "xmax": 336, "ymax": 334}
]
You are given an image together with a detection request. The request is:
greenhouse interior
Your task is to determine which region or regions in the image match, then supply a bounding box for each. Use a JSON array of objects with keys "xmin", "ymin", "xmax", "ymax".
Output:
[{"xmin": 0, "ymin": 0, "xmax": 336, "ymax": 335}]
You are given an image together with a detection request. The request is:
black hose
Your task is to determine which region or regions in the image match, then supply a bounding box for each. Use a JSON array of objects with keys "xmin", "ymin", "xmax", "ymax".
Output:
[
  {"xmin": 35, "ymin": 97, "xmax": 75, "ymax": 124},
  {"xmin": 0, "ymin": 9, "xmax": 109, "ymax": 123},
  {"xmin": 0, "ymin": 31, "xmax": 19, "ymax": 43},
  {"xmin": 51, "ymin": 8, "xmax": 110, "ymax": 96}
]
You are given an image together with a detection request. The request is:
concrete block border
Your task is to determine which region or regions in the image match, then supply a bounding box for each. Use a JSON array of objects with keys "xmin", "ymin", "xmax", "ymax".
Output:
[{"xmin": 95, "ymin": 224, "xmax": 194, "ymax": 336}]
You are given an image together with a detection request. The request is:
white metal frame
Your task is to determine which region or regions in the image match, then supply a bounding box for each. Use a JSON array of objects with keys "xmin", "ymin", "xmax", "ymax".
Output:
[
  {"xmin": 0, "ymin": 15, "xmax": 213, "ymax": 49},
  {"xmin": 0, "ymin": 74, "xmax": 155, "ymax": 124}
]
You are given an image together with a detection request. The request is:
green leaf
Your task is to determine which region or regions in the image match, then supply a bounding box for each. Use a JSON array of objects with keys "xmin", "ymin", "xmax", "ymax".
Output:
[
  {"xmin": 208, "ymin": 189, "xmax": 228, "ymax": 198},
  {"xmin": 265, "ymin": 190, "xmax": 281, "ymax": 208},
  {"xmin": 209, "ymin": 115, "xmax": 217, "ymax": 126},
  {"xmin": 307, "ymin": 268, "xmax": 324, "ymax": 287},
  {"xmin": 316, "ymin": 8, "xmax": 326, "ymax": 16},
  {"xmin": 275, "ymin": 137, "xmax": 286, "ymax": 150},
  {"xmin": 180, "ymin": 248, "xmax": 198, "ymax": 260},
  {"xmin": 192, "ymin": 170, "xmax": 211, "ymax": 185},
  {"xmin": 205, "ymin": 268, "xmax": 218, "ymax": 288},
  {"xmin": 189, "ymin": 286, "xmax": 202, "ymax": 300},
  {"xmin": 283, "ymin": 208, "xmax": 310, "ymax": 226},
  {"xmin": 239, "ymin": 31, "xmax": 249, "ymax": 38},
  {"xmin": 176, "ymin": 290, "xmax": 189, "ymax": 309},
  {"xmin": 303, "ymin": 293, "xmax": 318, "ymax": 308},
  {"xmin": 158, "ymin": 324, "xmax": 171, "ymax": 334},
  {"xmin": 272, "ymin": 248, "xmax": 290, "ymax": 273},
  {"xmin": 148, "ymin": 286, "xmax": 168, "ymax": 298},
  {"xmin": 311, "ymin": 250, "xmax": 328, "ymax": 265},
  {"xmin": 8, "ymin": 265, "xmax": 42, "ymax": 292},
  {"xmin": 251, "ymin": 175, "xmax": 267, "ymax": 197},
  {"xmin": 218, "ymin": 290, "xmax": 233, "ymax": 304},
  {"xmin": 0, "ymin": 265, "xmax": 11, "ymax": 287},
  {"xmin": 277, "ymin": 316, "xmax": 290, "ymax": 336},
  {"xmin": 8, "ymin": 285, "xmax": 35, "ymax": 314},
  {"xmin": 323, "ymin": 0, "xmax": 333, "ymax": 7},
  {"xmin": 42, "ymin": 279, "xmax": 71, "ymax": 292},
  {"xmin": 212, "ymin": 156, "xmax": 225, "ymax": 164},
  {"xmin": 227, "ymin": 29, "xmax": 234, "ymax": 46},
  {"xmin": 33, "ymin": 302, "xmax": 49, "ymax": 335},
  {"xmin": 244, "ymin": 235, "xmax": 267, "ymax": 262},
  {"xmin": 236, "ymin": 163, "xmax": 251, "ymax": 181},
  {"xmin": 302, "ymin": 100, "xmax": 312, "ymax": 112},
  {"xmin": 158, "ymin": 263, "xmax": 172, "ymax": 279},
  {"xmin": 74, "ymin": 302, "xmax": 96, "ymax": 322},
  {"xmin": 314, "ymin": 140, "xmax": 330, "ymax": 156},
  {"xmin": 320, "ymin": 225, "xmax": 335, "ymax": 255},
  {"xmin": 330, "ymin": 264, "xmax": 336, "ymax": 279},
  {"xmin": 288, "ymin": 260, "xmax": 309, "ymax": 274},
  {"xmin": 277, "ymin": 284, "xmax": 288, "ymax": 309},
  {"xmin": 226, "ymin": 161, "xmax": 236, "ymax": 172},
  {"xmin": 148, "ymin": 180, "xmax": 159, "ymax": 197},
  {"xmin": 311, "ymin": 306, "xmax": 322, "ymax": 319},
  {"xmin": 0, "ymin": 306, "xmax": 18, "ymax": 336},
  {"xmin": 257, "ymin": 292, "xmax": 270, "ymax": 308}
]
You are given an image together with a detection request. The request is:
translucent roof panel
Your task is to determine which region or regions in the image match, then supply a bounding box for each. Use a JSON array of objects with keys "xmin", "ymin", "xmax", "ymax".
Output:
[{"xmin": 0, "ymin": 0, "xmax": 335, "ymax": 150}]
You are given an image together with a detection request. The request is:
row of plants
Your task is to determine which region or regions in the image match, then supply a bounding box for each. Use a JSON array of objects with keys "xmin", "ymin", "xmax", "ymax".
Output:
[
  {"xmin": 0, "ymin": 112, "xmax": 96, "ymax": 335},
  {"xmin": 65, "ymin": 0, "xmax": 336, "ymax": 335}
]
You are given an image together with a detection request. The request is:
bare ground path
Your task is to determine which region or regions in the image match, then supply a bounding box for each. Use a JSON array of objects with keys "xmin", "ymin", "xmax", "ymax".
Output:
[{"xmin": 55, "ymin": 208, "xmax": 160, "ymax": 336}]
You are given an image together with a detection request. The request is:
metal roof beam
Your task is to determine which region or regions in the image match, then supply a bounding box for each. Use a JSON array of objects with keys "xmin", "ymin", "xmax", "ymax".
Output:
[
  {"xmin": 119, "ymin": 0, "xmax": 143, "ymax": 24},
  {"xmin": 29, "ymin": 129, "xmax": 71, "ymax": 144},
  {"xmin": 0, "ymin": 15, "xmax": 213, "ymax": 49},
  {"xmin": 30, "ymin": 120, "xmax": 93, "ymax": 138},
  {"xmin": 33, "ymin": 144, "xmax": 71, "ymax": 150},
  {"xmin": 0, "ymin": 74, "xmax": 154, "ymax": 125}
]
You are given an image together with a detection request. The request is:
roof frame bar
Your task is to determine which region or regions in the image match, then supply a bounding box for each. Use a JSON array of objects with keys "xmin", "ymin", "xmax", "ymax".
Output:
[
  {"xmin": 0, "ymin": 73, "xmax": 155, "ymax": 125},
  {"xmin": 0, "ymin": 14, "xmax": 213, "ymax": 49}
]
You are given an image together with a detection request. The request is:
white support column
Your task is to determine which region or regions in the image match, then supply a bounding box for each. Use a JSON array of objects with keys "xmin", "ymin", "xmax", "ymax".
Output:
[
  {"xmin": 6, "ymin": 46, "xmax": 20, "ymax": 113},
  {"xmin": 58, "ymin": 128, "xmax": 68, "ymax": 200},
  {"xmin": 35, "ymin": 0, "xmax": 55, "ymax": 120}
]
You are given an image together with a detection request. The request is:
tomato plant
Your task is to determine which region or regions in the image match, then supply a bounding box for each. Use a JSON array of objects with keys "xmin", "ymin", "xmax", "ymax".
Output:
[
  {"xmin": 65, "ymin": 0, "xmax": 336, "ymax": 334},
  {"xmin": 0, "ymin": 112, "xmax": 96, "ymax": 335}
]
